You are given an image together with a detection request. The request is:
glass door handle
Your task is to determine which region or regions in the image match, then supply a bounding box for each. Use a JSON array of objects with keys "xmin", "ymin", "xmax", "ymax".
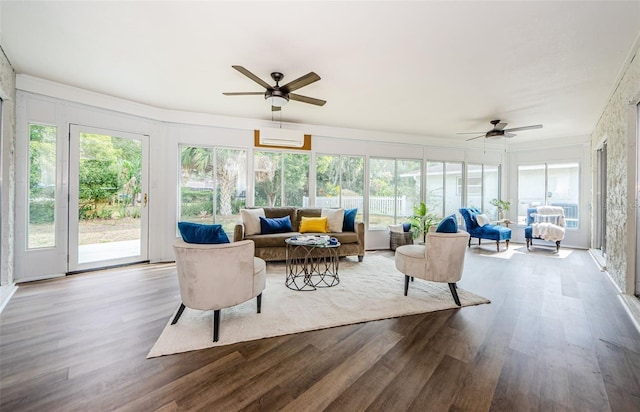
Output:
[{"xmin": 143, "ymin": 193, "xmax": 148, "ymax": 208}]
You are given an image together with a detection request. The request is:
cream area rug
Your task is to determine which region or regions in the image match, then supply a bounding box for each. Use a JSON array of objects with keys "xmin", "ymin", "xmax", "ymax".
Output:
[{"xmin": 147, "ymin": 255, "xmax": 490, "ymax": 358}]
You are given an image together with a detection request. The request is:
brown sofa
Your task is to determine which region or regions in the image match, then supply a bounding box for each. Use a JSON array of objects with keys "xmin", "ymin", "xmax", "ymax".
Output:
[{"xmin": 234, "ymin": 207, "xmax": 365, "ymax": 262}]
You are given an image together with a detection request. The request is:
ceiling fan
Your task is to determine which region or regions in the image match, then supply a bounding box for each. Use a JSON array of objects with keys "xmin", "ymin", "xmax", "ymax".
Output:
[
  {"xmin": 223, "ymin": 65, "xmax": 326, "ymax": 111},
  {"xmin": 459, "ymin": 119, "xmax": 543, "ymax": 141}
]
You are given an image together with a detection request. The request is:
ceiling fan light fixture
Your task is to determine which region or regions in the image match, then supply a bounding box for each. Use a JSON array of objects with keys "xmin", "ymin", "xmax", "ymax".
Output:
[
  {"xmin": 265, "ymin": 90, "xmax": 289, "ymax": 107},
  {"xmin": 266, "ymin": 95, "xmax": 289, "ymax": 107}
]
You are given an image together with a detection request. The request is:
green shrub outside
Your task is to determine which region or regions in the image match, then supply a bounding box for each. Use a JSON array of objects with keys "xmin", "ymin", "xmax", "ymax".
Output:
[
  {"xmin": 29, "ymin": 199, "xmax": 55, "ymax": 224},
  {"xmin": 181, "ymin": 188, "xmax": 212, "ymax": 203},
  {"xmin": 181, "ymin": 201, "xmax": 213, "ymax": 217},
  {"xmin": 181, "ymin": 188, "xmax": 245, "ymax": 217}
]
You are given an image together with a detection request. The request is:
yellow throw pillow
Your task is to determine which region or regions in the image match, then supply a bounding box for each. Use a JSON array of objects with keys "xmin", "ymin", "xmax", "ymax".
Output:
[{"xmin": 299, "ymin": 216, "xmax": 329, "ymax": 233}]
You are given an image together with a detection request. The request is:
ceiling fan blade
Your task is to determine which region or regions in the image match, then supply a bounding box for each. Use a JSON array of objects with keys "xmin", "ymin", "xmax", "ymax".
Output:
[
  {"xmin": 457, "ymin": 131, "xmax": 485, "ymax": 135},
  {"xmin": 271, "ymin": 106, "xmax": 281, "ymax": 112},
  {"xmin": 494, "ymin": 122, "xmax": 508, "ymax": 131},
  {"xmin": 466, "ymin": 135, "xmax": 485, "ymax": 141},
  {"xmin": 222, "ymin": 92, "xmax": 264, "ymax": 96},
  {"xmin": 281, "ymin": 72, "xmax": 321, "ymax": 93},
  {"xmin": 289, "ymin": 93, "xmax": 326, "ymax": 106},
  {"xmin": 503, "ymin": 124, "xmax": 543, "ymax": 133},
  {"xmin": 231, "ymin": 65, "xmax": 272, "ymax": 90},
  {"xmin": 505, "ymin": 133, "xmax": 516, "ymax": 138}
]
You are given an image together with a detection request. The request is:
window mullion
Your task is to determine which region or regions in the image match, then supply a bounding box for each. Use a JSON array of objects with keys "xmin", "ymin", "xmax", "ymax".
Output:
[
  {"xmin": 442, "ymin": 163, "xmax": 447, "ymax": 218},
  {"xmin": 212, "ymin": 148, "xmax": 217, "ymax": 221},
  {"xmin": 338, "ymin": 156, "xmax": 343, "ymax": 206},
  {"xmin": 545, "ymin": 162, "xmax": 549, "ymax": 206},
  {"xmin": 394, "ymin": 159, "xmax": 398, "ymax": 222},
  {"xmin": 480, "ymin": 164, "xmax": 484, "ymax": 212}
]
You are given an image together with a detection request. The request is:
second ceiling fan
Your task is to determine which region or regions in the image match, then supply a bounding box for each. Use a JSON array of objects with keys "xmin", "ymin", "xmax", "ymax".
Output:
[
  {"xmin": 223, "ymin": 65, "xmax": 326, "ymax": 111},
  {"xmin": 459, "ymin": 119, "xmax": 543, "ymax": 141}
]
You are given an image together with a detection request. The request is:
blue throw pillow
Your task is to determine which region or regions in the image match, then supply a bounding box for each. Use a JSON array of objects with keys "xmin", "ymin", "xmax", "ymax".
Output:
[
  {"xmin": 402, "ymin": 222, "xmax": 412, "ymax": 232},
  {"xmin": 342, "ymin": 208, "xmax": 358, "ymax": 232},
  {"xmin": 178, "ymin": 222, "xmax": 230, "ymax": 244},
  {"xmin": 259, "ymin": 215, "xmax": 293, "ymax": 234},
  {"xmin": 436, "ymin": 214, "xmax": 458, "ymax": 233}
]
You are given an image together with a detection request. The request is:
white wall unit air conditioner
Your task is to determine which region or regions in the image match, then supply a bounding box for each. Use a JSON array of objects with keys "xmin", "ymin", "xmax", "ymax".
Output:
[{"xmin": 255, "ymin": 128, "xmax": 310, "ymax": 149}]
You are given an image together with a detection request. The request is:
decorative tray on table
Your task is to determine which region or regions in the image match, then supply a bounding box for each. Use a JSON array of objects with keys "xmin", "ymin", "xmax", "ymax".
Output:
[{"xmin": 288, "ymin": 235, "xmax": 338, "ymax": 246}]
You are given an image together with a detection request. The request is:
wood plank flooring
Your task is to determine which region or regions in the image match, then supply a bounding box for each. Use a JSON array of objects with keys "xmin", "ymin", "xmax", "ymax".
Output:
[{"xmin": 1, "ymin": 244, "xmax": 640, "ymax": 411}]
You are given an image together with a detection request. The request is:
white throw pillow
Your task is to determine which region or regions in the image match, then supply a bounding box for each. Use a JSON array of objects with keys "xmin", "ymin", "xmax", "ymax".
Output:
[
  {"xmin": 321, "ymin": 208, "xmax": 344, "ymax": 233},
  {"xmin": 241, "ymin": 208, "xmax": 265, "ymax": 236},
  {"xmin": 475, "ymin": 213, "xmax": 490, "ymax": 227},
  {"xmin": 388, "ymin": 224, "xmax": 404, "ymax": 233}
]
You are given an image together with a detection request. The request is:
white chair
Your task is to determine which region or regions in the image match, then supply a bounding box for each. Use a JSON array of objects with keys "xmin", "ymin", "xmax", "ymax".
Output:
[
  {"xmin": 172, "ymin": 239, "xmax": 266, "ymax": 342},
  {"xmin": 394, "ymin": 228, "xmax": 470, "ymax": 306},
  {"xmin": 525, "ymin": 206, "xmax": 566, "ymax": 252}
]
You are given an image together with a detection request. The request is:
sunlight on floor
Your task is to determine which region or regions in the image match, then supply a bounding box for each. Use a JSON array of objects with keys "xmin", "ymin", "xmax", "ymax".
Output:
[
  {"xmin": 520, "ymin": 246, "xmax": 573, "ymax": 259},
  {"xmin": 471, "ymin": 243, "xmax": 573, "ymax": 259}
]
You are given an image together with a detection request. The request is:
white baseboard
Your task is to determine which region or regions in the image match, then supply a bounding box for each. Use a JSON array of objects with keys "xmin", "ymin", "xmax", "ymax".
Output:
[
  {"xmin": 619, "ymin": 294, "xmax": 640, "ymax": 335},
  {"xmin": 0, "ymin": 284, "xmax": 18, "ymax": 314},
  {"xmin": 15, "ymin": 273, "xmax": 65, "ymax": 284},
  {"xmin": 588, "ymin": 248, "xmax": 607, "ymax": 271},
  {"xmin": 591, "ymin": 250, "xmax": 640, "ymax": 334}
]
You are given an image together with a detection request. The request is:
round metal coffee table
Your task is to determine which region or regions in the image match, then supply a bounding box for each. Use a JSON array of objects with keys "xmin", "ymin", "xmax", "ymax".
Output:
[{"xmin": 285, "ymin": 237, "xmax": 340, "ymax": 291}]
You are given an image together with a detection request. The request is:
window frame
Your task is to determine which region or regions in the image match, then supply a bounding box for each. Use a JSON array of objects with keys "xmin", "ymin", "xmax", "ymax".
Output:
[
  {"xmin": 253, "ymin": 148, "xmax": 310, "ymax": 208},
  {"xmin": 178, "ymin": 144, "xmax": 248, "ymax": 234},
  {"xmin": 368, "ymin": 156, "xmax": 422, "ymax": 230},
  {"xmin": 27, "ymin": 122, "xmax": 58, "ymax": 250},
  {"xmin": 465, "ymin": 163, "xmax": 501, "ymax": 219},
  {"xmin": 314, "ymin": 153, "xmax": 365, "ymax": 214}
]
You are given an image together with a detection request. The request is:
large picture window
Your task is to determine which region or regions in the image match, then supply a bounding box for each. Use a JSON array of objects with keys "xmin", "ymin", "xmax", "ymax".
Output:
[
  {"xmin": 180, "ymin": 146, "xmax": 247, "ymax": 234},
  {"xmin": 315, "ymin": 154, "xmax": 364, "ymax": 219},
  {"xmin": 465, "ymin": 164, "xmax": 483, "ymax": 208},
  {"xmin": 426, "ymin": 161, "xmax": 444, "ymax": 218},
  {"xmin": 466, "ymin": 163, "xmax": 500, "ymax": 219},
  {"xmin": 425, "ymin": 161, "xmax": 462, "ymax": 219},
  {"xmin": 517, "ymin": 162, "xmax": 579, "ymax": 227},
  {"xmin": 368, "ymin": 157, "xmax": 422, "ymax": 229},
  {"xmin": 254, "ymin": 151, "xmax": 309, "ymax": 207}
]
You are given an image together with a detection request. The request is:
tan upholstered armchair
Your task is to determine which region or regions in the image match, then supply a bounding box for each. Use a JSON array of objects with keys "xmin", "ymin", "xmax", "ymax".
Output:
[
  {"xmin": 172, "ymin": 239, "xmax": 267, "ymax": 342},
  {"xmin": 394, "ymin": 227, "xmax": 470, "ymax": 306}
]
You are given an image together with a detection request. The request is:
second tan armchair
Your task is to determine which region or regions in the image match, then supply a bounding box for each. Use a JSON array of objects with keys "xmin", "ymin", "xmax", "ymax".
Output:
[
  {"xmin": 394, "ymin": 228, "xmax": 470, "ymax": 306},
  {"xmin": 172, "ymin": 239, "xmax": 267, "ymax": 342}
]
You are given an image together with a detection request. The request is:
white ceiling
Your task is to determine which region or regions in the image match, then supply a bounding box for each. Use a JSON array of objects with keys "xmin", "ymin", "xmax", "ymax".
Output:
[{"xmin": 1, "ymin": 1, "xmax": 639, "ymax": 144}]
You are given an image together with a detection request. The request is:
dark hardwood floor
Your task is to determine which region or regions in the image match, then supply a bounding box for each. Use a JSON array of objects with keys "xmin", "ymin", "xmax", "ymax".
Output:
[{"xmin": 1, "ymin": 244, "xmax": 640, "ymax": 411}]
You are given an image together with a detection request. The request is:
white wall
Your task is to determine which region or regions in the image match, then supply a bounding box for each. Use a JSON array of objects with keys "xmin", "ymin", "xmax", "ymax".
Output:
[{"xmin": 13, "ymin": 76, "xmax": 592, "ymax": 280}]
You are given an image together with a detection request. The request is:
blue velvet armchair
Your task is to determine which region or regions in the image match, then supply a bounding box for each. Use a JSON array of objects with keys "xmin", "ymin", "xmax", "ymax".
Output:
[{"xmin": 459, "ymin": 208, "xmax": 511, "ymax": 252}]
